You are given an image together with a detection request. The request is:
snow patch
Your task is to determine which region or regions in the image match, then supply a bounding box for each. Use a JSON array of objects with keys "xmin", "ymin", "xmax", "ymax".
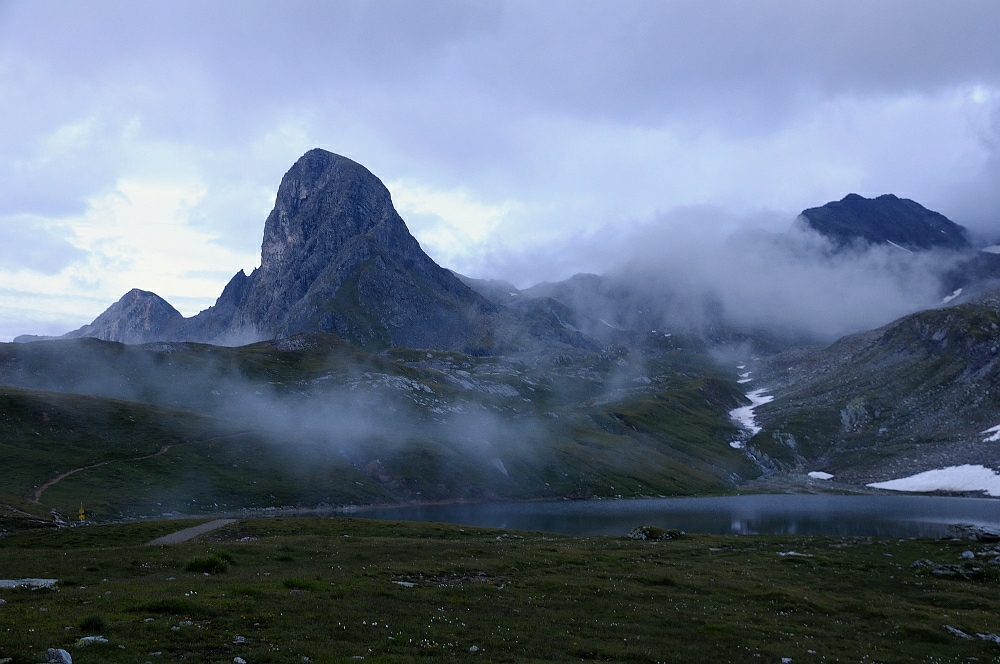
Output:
[
  {"xmin": 729, "ymin": 389, "xmax": 773, "ymax": 436},
  {"xmin": 941, "ymin": 288, "xmax": 963, "ymax": 304},
  {"xmin": 981, "ymin": 424, "xmax": 1000, "ymax": 442},
  {"xmin": 491, "ymin": 458, "xmax": 509, "ymax": 476},
  {"xmin": 808, "ymin": 471, "xmax": 834, "ymax": 480},
  {"xmin": 867, "ymin": 464, "xmax": 1000, "ymax": 497}
]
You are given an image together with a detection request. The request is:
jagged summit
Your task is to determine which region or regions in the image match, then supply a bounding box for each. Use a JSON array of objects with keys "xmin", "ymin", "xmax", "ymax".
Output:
[
  {"xmin": 259, "ymin": 149, "xmax": 419, "ymax": 276},
  {"xmin": 799, "ymin": 193, "xmax": 969, "ymax": 251},
  {"xmin": 179, "ymin": 149, "xmax": 495, "ymax": 349}
]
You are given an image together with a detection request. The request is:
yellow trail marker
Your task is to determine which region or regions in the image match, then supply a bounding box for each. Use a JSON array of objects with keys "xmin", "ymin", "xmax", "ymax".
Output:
[{"xmin": 78, "ymin": 505, "xmax": 85, "ymax": 522}]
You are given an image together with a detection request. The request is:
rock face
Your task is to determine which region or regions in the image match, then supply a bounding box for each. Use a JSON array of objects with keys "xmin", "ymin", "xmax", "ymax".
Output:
[
  {"xmin": 799, "ymin": 193, "xmax": 969, "ymax": 251},
  {"xmin": 14, "ymin": 289, "xmax": 184, "ymax": 344},
  {"xmin": 176, "ymin": 149, "xmax": 497, "ymax": 350}
]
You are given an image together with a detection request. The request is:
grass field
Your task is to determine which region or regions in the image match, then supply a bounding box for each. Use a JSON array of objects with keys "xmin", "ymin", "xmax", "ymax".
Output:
[{"xmin": 1, "ymin": 517, "xmax": 999, "ymax": 663}]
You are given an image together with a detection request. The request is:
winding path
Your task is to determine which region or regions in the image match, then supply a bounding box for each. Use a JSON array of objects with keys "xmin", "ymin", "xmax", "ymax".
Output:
[
  {"xmin": 145, "ymin": 518, "xmax": 237, "ymax": 545},
  {"xmin": 32, "ymin": 431, "xmax": 254, "ymax": 503}
]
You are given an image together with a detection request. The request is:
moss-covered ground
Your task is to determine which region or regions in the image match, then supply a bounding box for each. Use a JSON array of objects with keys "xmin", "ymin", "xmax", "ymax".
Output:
[{"xmin": 1, "ymin": 517, "xmax": 999, "ymax": 663}]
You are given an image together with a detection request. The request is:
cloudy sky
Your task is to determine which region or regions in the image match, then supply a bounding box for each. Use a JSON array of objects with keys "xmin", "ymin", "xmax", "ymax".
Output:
[{"xmin": 1, "ymin": 0, "xmax": 999, "ymax": 339}]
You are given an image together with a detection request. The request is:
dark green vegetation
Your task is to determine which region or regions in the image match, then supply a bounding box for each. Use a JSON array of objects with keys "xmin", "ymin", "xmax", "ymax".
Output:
[
  {"xmin": 2, "ymin": 517, "xmax": 1000, "ymax": 663},
  {"xmin": 754, "ymin": 302, "xmax": 1000, "ymax": 485},
  {"xmin": 0, "ymin": 332, "xmax": 757, "ymax": 520}
]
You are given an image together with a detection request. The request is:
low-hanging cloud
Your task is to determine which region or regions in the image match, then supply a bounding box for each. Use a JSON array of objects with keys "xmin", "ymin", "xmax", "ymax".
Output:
[{"xmin": 486, "ymin": 206, "xmax": 967, "ymax": 342}]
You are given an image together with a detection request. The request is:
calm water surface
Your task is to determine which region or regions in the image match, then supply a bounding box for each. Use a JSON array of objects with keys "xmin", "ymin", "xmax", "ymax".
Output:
[{"xmin": 351, "ymin": 494, "xmax": 1000, "ymax": 538}]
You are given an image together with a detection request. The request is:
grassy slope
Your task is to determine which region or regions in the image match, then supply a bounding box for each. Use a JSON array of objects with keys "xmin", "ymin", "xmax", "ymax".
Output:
[
  {"xmin": 0, "ymin": 336, "xmax": 759, "ymax": 518},
  {"xmin": 753, "ymin": 304, "xmax": 1000, "ymax": 475},
  {"xmin": 0, "ymin": 386, "xmax": 390, "ymax": 521},
  {"xmin": 0, "ymin": 518, "xmax": 998, "ymax": 663}
]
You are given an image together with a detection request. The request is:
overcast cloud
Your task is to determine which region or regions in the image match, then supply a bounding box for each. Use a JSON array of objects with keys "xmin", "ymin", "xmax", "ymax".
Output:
[{"xmin": 1, "ymin": 0, "xmax": 999, "ymax": 338}]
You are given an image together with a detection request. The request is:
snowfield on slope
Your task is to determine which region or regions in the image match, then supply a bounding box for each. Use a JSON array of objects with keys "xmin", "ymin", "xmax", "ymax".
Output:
[
  {"xmin": 730, "ymin": 389, "xmax": 774, "ymax": 435},
  {"xmin": 729, "ymin": 388, "xmax": 774, "ymax": 448},
  {"xmin": 867, "ymin": 464, "xmax": 1000, "ymax": 497}
]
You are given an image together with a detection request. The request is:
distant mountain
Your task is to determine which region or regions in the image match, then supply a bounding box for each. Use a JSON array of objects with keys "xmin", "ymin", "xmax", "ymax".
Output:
[
  {"xmin": 21, "ymin": 149, "xmax": 592, "ymax": 354},
  {"xmin": 14, "ymin": 289, "xmax": 183, "ymax": 344},
  {"xmin": 798, "ymin": 193, "xmax": 969, "ymax": 251}
]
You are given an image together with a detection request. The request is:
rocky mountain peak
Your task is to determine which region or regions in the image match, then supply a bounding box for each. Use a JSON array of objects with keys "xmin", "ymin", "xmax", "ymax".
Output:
[
  {"xmin": 799, "ymin": 193, "xmax": 969, "ymax": 251},
  {"xmin": 66, "ymin": 288, "xmax": 184, "ymax": 344},
  {"xmin": 259, "ymin": 149, "xmax": 416, "ymax": 276}
]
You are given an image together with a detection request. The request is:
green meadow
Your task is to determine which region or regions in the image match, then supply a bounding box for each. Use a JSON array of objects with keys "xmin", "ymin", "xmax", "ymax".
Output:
[{"xmin": 1, "ymin": 517, "xmax": 999, "ymax": 663}]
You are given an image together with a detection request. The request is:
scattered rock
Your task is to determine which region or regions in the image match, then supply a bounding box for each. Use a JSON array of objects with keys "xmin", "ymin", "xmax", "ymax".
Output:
[
  {"xmin": 0, "ymin": 578, "xmax": 58, "ymax": 589},
  {"xmin": 627, "ymin": 525, "xmax": 684, "ymax": 541},
  {"xmin": 977, "ymin": 632, "xmax": 1000, "ymax": 644},
  {"xmin": 469, "ymin": 645, "xmax": 480, "ymax": 652},
  {"xmin": 46, "ymin": 648, "xmax": 72, "ymax": 663},
  {"xmin": 945, "ymin": 625, "xmax": 973, "ymax": 639},
  {"xmin": 234, "ymin": 658, "xmax": 247, "ymax": 664},
  {"xmin": 961, "ymin": 550, "xmax": 975, "ymax": 559},
  {"xmin": 948, "ymin": 524, "xmax": 1000, "ymax": 542},
  {"xmin": 76, "ymin": 636, "xmax": 108, "ymax": 645},
  {"xmin": 234, "ymin": 635, "xmax": 247, "ymax": 644},
  {"xmin": 392, "ymin": 581, "xmax": 415, "ymax": 588},
  {"xmin": 912, "ymin": 559, "xmax": 985, "ymax": 579}
]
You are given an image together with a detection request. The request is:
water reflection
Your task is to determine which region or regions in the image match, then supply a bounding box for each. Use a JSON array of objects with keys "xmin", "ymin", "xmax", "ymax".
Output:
[{"xmin": 351, "ymin": 494, "xmax": 1000, "ymax": 538}]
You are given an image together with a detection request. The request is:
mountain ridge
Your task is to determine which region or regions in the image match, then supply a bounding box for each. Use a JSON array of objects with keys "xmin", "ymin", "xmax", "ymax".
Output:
[{"xmin": 18, "ymin": 150, "xmax": 596, "ymax": 354}]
